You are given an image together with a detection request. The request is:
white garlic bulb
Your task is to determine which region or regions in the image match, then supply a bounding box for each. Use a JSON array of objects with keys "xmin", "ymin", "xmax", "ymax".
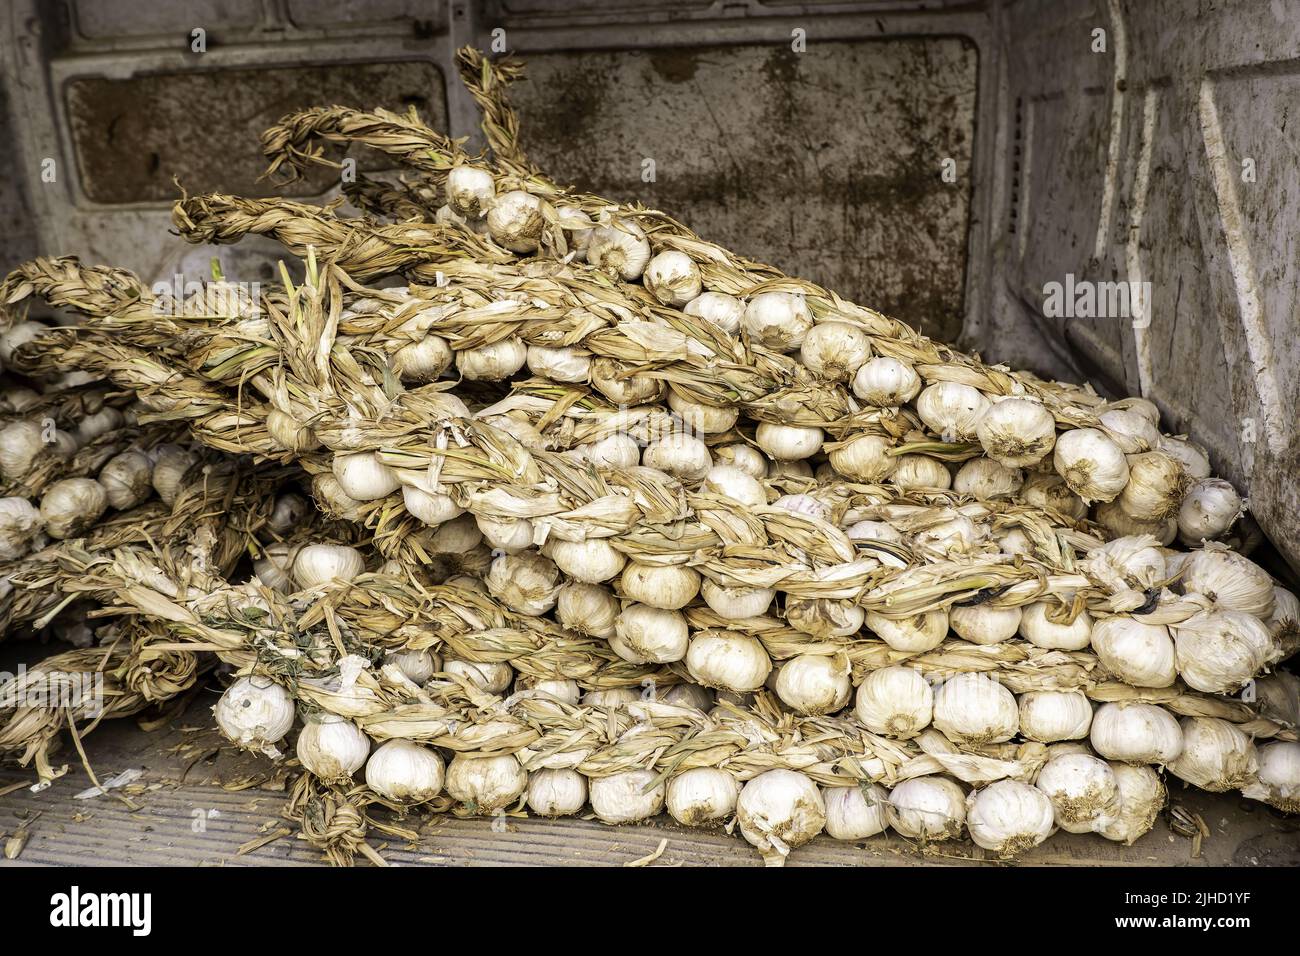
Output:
[
  {"xmin": 685, "ymin": 631, "xmax": 771, "ymax": 692},
  {"xmin": 267, "ymin": 409, "xmax": 320, "ymax": 453},
  {"xmin": 784, "ymin": 597, "xmax": 864, "ymax": 639},
  {"xmin": 475, "ymin": 514, "xmax": 534, "ymax": 553},
  {"xmin": 547, "ymin": 538, "xmax": 626, "ymax": 584},
  {"xmin": 774, "ymin": 654, "xmax": 852, "ymax": 716},
  {"xmin": 393, "ymin": 334, "xmax": 453, "ymax": 382},
  {"xmin": 486, "ymin": 552, "xmax": 560, "ymax": 616},
  {"xmin": 1020, "ymin": 473, "xmax": 1088, "ymax": 521},
  {"xmin": 822, "ymin": 783, "xmax": 889, "ymax": 841},
  {"xmin": 915, "ymin": 382, "xmax": 991, "ymax": 441},
  {"xmin": 976, "ymin": 398, "xmax": 1057, "ymax": 466},
  {"xmin": 953, "ymin": 458, "xmax": 1024, "ymax": 500},
  {"xmin": 1035, "ymin": 752, "xmax": 1121, "ymax": 833},
  {"xmin": 910, "ymin": 513, "xmax": 985, "ymax": 557},
  {"xmin": 699, "ymin": 580, "xmax": 775, "ymax": 619},
  {"xmin": 1053, "ymin": 428, "xmax": 1130, "ymax": 503},
  {"xmin": 589, "ymin": 357, "xmax": 664, "ymax": 404},
  {"xmin": 1168, "ymin": 717, "xmax": 1258, "ymax": 792},
  {"xmin": 642, "ymin": 432, "xmax": 711, "ymax": 482},
  {"xmin": 683, "ymin": 291, "xmax": 744, "ymax": 334},
  {"xmin": 827, "ymin": 434, "xmax": 894, "ymax": 482},
  {"xmin": 1095, "ymin": 499, "xmax": 1176, "ymax": 545},
  {"xmin": 386, "ymin": 649, "xmax": 438, "ymax": 685},
  {"xmin": 253, "ymin": 542, "xmax": 296, "ymax": 592},
  {"xmin": 1176, "ymin": 478, "xmax": 1242, "ymax": 544},
  {"xmin": 443, "ymin": 659, "xmax": 513, "ymax": 694},
  {"xmin": 295, "ymin": 714, "xmax": 370, "ymax": 783},
  {"xmin": 1156, "ymin": 435, "xmax": 1211, "ymax": 478},
  {"xmin": 643, "ymin": 250, "xmax": 702, "ymax": 306},
  {"xmin": 527, "ymin": 768, "xmax": 588, "ymax": 816},
  {"xmin": 1240, "ymin": 741, "xmax": 1300, "ymax": 813},
  {"xmin": 866, "ymin": 609, "xmax": 949, "ymax": 653},
  {"xmin": 854, "ymin": 666, "xmax": 933, "ymax": 738},
  {"xmin": 486, "ymin": 190, "xmax": 546, "ymax": 252},
  {"xmin": 456, "ymin": 336, "xmax": 528, "ymax": 381},
  {"xmin": 1090, "ymin": 616, "xmax": 1177, "ymax": 688},
  {"xmin": 292, "ymin": 544, "xmax": 366, "ymax": 589},
  {"xmin": 332, "ymin": 452, "xmax": 400, "ymax": 501},
  {"xmin": 755, "ymin": 422, "xmax": 823, "ymax": 461},
  {"xmin": 612, "ymin": 604, "xmax": 688, "ymax": 664},
  {"xmin": 582, "ymin": 687, "xmax": 640, "ymax": 709},
  {"xmin": 402, "ymin": 485, "xmax": 462, "ymax": 527},
  {"xmin": 364, "ymin": 740, "xmax": 445, "ymax": 803},
  {"xmin": 949, "ymin": 604, "xmax": 1022, "ymax": 645},
  {"xmin": 1018, "ymin": 691, "xmax": 1093, "ymax": 742},
  {"xmin": 1117, "ymin": 451, "xmax": 1187, "ymax": 521},
  {"xmin": 701, "ymin": 464, "xmax": 766, "ymax": 508},
  {"xmin": 966, "ymin": 780, "xmax": 1055, "ymax": 855},
  {"xmin": 887, "ymin": 777, "xmax": 966, "ymax": 841},
  {"xmin": 267, "ymin": 492, "xmax": 308, "ymax": 537},
  {"xmin": 73, "ymin": 406, "xmax": 122, "ymax": 446},
  {"xmin": 618, "ymin": 561, "xmax": 700, "ymax": 610},
  {"xmin": 667, "ymin": 392, "xmax": 739, "ymax": 435},
  {"xmin": 1090, "ymin": 702, "xmax": 1184, "ymax": 764},
  {"xmin": 1098, "ymin": 763, "xmax": 1166, "ymax": 844},
  {"xmin": 526, "ymin": 344, "xmax": 591, "ymax": 383},
  {"xmin": 0, "ymin": 497, "xmax": 42, "ymax": 560},
  {"xmin": 741, "ymin": 292, "xmax": 812, "ymax": 352},
  {"xmin": 766, "ymin": 458, "xmax": 813, "ymax": 480},
  {"xmin": 851, "ymin": 356, "xmax": 921, "ymax": 406},
  {"xmin": 1081, "ymin": 534, "xmax": 1166, "ymax": 593},
  {"xmin": 771, "ymin": 493, "xmax": 830, "ymax": 522},
  {"xmin": 555, "ymin": 581, "xmax": 620, "ymax": 638},
  {"xmin": 446, "ymin": 753, "xmax": 528, "ymax": 812},
  {"xmin": 666, "ymin": 767, "xmax": 739, "ymax": 827},
  {"xmin": 799, "ymin": 322, "xmax": 871, "ymax": 382},
  {"xmin": 151, "ymin": 445, "xmax": 198, "ymax": 506},
  {"xmin": 1179, "ymin": 546, "xmax": 1275, "ymax": 617},
  {"xmin": 1018, "ymin": 601, "xmax": 1093, "ymax": 651},
  {"xmin": 0, "ymin": 420, "xmax": 49, "ymax": 479},
  {"xmin": 736, "ymin": 770, "xmax": 826, "ymax": 864},
  {"xmin": 587, "ymin": 219, "xmax": 652, "ymax": 280},
  {"xmin": 213, "ymin": 677, "xmax": 295, "ymax": 752},
  {"xmin": 446, "ymin": 165, "xmax": 495, "ymax": 217},
  {"xmin": 887, "ymin": 454, "xmax": 952, "ymax": 490},
  {"xmin": 579, "ymin": 432, "xmax": 642, "ymax": 470},
  {"xmin": 932, "ymin": 672, "xmax": 1019, "ymax": 745},
  {"xmin": 1099, "ymin": 407, "xmax": 1160, "ymax": 453},
  {"xmin": 661, "ymin": 682, "xmax": 715, "ymax": 711},
  {"xmin": 1171, "ymin": 610, "xmax": 1276, "ymax": 694},
  {"xmin": 589, "ymin": 769, "xmax": 665, "ymax": 824},
  {"xmin": 40, "ymin": 478, "xmax": 108, "ymax": 539}
]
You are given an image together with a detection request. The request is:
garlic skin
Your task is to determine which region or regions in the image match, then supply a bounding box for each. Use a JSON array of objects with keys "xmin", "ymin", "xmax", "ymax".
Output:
[
  {"xmin": 1020, "ymin": 473, "xmax": 1088, "ymax": 521},
  {"xmin": 582, "ymin": 687, "xmax": 640, "ymax": 709},
  {"xmin": 364, "ymin": 740, "xmax": 446, "ymax": 804},
  {"xmin": 887, "ymin": 777, "xmax": 966, "ymax": 841},
  {"xmin": 1171, "ymin": 610, "xmax": 1276, "ymax": 694},
  {"xmin": 392, "ymin": 334, "xmax": 454, "ymax": 387},
  {"xmin": 643, "ymin": 250, "xmax": 702, "ymax": 306},
  {"xmin": 589, "ymin": 769, "xmax": 665, "ymax": 824},
  {"xmin": 1117, "ymin": 451, "xmax": 1187, "ymax": 521},
  {"xmin": 527, "ymin": 768, "xmax": 588, "ymax": 816},
  {"xmin": 386, "ymin": 648, "xmax": 438, "ymax": 685},
  {"xmin": 1090, "ymin": 616, "xmax": 1177, "ymax": 688},
  {"xmin": 618, "ymin": 562, "xmax": 700, "ymax": 610},
  {"xmin": 966, "ymin": 780, "xmax": 1056, "ymax": 856},
  {"xmin": 1035, "ymin": 753, "xmax": 1121, "ymax": 834},
  {"xmin": 292, "ymin": 544, "xmax": 366, "ymax": 589},
  {"xmin": 683, "ymin": 291, "xmax": 744, "ymax": 334},
  {"xmin": 701, "ymin": 464, "xmax": 766, "ymax": 508},
  {"xmin": 766, "ymin": 459, "xmax": 813, "ymax": 480},
  {"xmin": 296, "ymin": 715, "xmax": 370, "ymax": 784},
  {"xmin": 1090, "ymin": 702, "xmax": 1184, "ymax": 765},
  {"xmin": 686, "ymin": 631, "xmax": 771, "ymax": 692},
  {"xmin": 486, "ymin": 190, "xmax": 546, "ymax": 252},
  {"xmin": 0, "ymin": 420, "xmax": 45, "ymax": 477},
  {"xmin": 456, "ymin": 336, "xmax": 528, "ymax": 381},
  {"xmin": 642, "ymin": 433, "xmax": 712, "ymax": 483},
  {"xmin": 700, "ymin": 580, "xmax": 775, "ymax": 619},
  {"xmin": 799, "ymin": 322, "xmax": 871, "ymax": 382},
  {"xmin": 887, "ymin": 454, "xmax": 952, "ymax": 491},
  {"xmin": 1098, "ymin": 763, "xmax": 1166, "ymax": 844},
  {"xmin": 1099, "ymin": 407, "xmax": 1160, "ymax": 453},
  {"xmin": 575, "ymin": 433, "xmax": 639, "ymax": 471},
  {"xmin": 854, "ymin": 666, "xmax": 933, "ymax": 738},
  {"xmin": 213, "ymin": 677, "xmax": 295, "ymax": 752},
  {"xmin": 844, "ymin": 519, "xmax": 905, "ymax": 545},
  {"xmin": 772, "ymin": 493, "xmax": 830, "ymax": 522},
  {"xmin": 661, "ymin": 682, "xmax": 715, "ymax": 711},
  {"xmin": 822, "ymin": 784, "xmax": 889, "ymax": 841},
  {"xmin": 1157, "ymin": 435, "xmax": 1212, "ymax": 478},
  {"xmin": 851, "ymin": 356, "xmax": 921, "ymax": 406},
  {"xmin": 526, "ymin": 345, "xmax": 591, "ymax": 383},
  {"xmin": 0, "ymin": 497, "xmax": 42, "ymax": 560},
  {"xmin": 827, "ymin": 434, "xmax": 894, "ymax": 482},
  {"xmin": 932, "ymin": 672, "xmax": 1019, "ymax": 745},
  {"xmin": 486, "ymin": 553, "xmax": 560, "ymax": 617},
  {"xmin": 667, "ymin": 392, "xmax": 739, "ymax": 435},
  {"xmin": 784, "ymin": 597, "xmax": 864, "ymax": 639},
  {"xmin": 443, "ymin": 659, "xmax": 514, "ymax": 694},
  {"xmin": 447, "ymin": 165, "xmax": 495, "ymax": 218},
  {"xmin": 446, "ymin": 753, "xmax": 528, "ymax": 812},
  {"xmin": 1094, "ymin": 499, "xmax": 1176, "ymax": 545},
  {"xmin": 1168, "ymin": 717, "xmax": 1258, "ymax": 792},
  {"xmin": 915, "ymin": 382, "xmax": 991, "ymax": 441},
  {"xmin": 332, "ymin": 451, "xmax": 400, "ymax": 501},
  {"xmin": 737, "ymin": 770, "xmax": 826, "ymax": 864},
  {"xmin": 587, "ymin": 219, "xmax": 652, "ymax": 280},
  {"xmin": 589, "ymin": 357, "xmax": 665, "ymax": 404},
  {"xmin": 547, "ymin": 538, "xmax": 626, "ymax": 584},
  {"xmin": 73, "ymin": 406, "xmax": 122, "ymax": 445},
  {"xmin": 953, "ymin": 459, "xmax": 1024, "ymax": 500},
  {"xmin": 774, "ymin": 654, "xmax": 852, "ymax": 716},
  {"xmin": 1268, "ymin": 586, "xmax": 1300, "ymax": 657},
  {"xmin": 666, "ymin": 768, "xmax": 739, "ymax": 827},
  {"xmin": 1053, "ymin": 428, "xmax": 1129, "ymax": 503},
  {"xmin": 555, "ymin": 581, "xmax": 620, "ymax": 638},
  {"xmin": 475, "ymin": 514, "xmax": 534, "ymax": 553},
  {"xmin": 267, "ymin": 493, "xmax": 309, "ymax": 536},
  {"xmin": 267, "ymin": 406, "xmax": 321, "ymax": 453},
  {"xmin": 1018, "ymin": 601, "xmax": 1093, "ymax": 651},
  {"xmin": 976, "ymin": 398, "xmax": 1057, "ymax": 467},
  {"xmin": 1018, "ymin": 691, "xmax": 1093, "ymax": 742},
  {"xmin": 150, "ymin": 445, "xmax": 198, "ymax": 506},
  {"xmin": 1179, "ymin": 546, "xmax": 1275, "ymax": 617},
  {"xmin": 741, "ymin": 292, "xmax": 813, "ymax": 352},
  {"xmin": 866, "ymin": 609, "xmax": 949, "ymax": 653},
  {"xmin": 755, "ymin": 422, "xmax": 823, "ymax": 461},
  {"xmin": 949, "ymin": 604, "xmax": 1022, "ymax": 645},
  {"xmin": 1081, "ymin": 534, "xmax": 1166, "ymax": 593},
  {"xmin": 1241, "ymin": 741, "xmax": 1300, "ymax": 813},
  {"xmin": 253, "ymin": 542, "xmax": 296, "ymax": 592},
  {"xmin": 1176, "ymin": 478, "xmax": 1242, "ymax": 543},
  {"xmin": 40, "ymin": 478, "xmax": 108, "ymax": 539},
  {"xmin": 612, "ymin": 604, "xmax": 688, "ymax": 664}
]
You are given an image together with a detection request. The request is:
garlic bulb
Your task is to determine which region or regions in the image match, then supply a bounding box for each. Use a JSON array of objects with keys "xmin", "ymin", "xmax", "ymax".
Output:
[
  {"xmin": 854, "ymin": 666, "xmax": 933, "ymax": 738},
  {"xmin": 1053, "ymin": 428, "xmax": 1130, "ymax": 503},
  {"xmin": 799, "ymin": 322, "xmax": 871, "ymax": 382},
  {"xmin": 390, "ymin": 334, "xmax": 453, "ymax": 383},
  {"xmin": 476, "ymin": 514, "xmax": 534, "ymax": 552},
  {"xmin": 443, "ymin": 659, "xmax": 513, "ymax": 693},
  {"xmin": 446, "ymin": 753, "xmax": 528, "ymax": 812},
  {"xmin": 1036, "ymin": 753, "xmax": 1121, "ymax": 833},
  {"xmin": 700, "ymin": 579, "xmax": 775, "ymax": 619},
  {"xmin": 667, "ymin": 392, "xmax": 738, "ymax": 435},
  {"xmin": 1254, "ymin": 669, "xmax": 1300, "ymax": 727},
  {"xmin": 0, "ymin": 420, "xmax": 47, "ymax": 479},
  {"xmin": 851, "ymin": 356, "xmax": 921, "ymax": 406},
  {"xmin": 686, "ymin": 631, "xmax": 771, "ymax": 692},
  {"xmin": 828, "ymin": 434, "xmax": 894, "ymax": 482},
  {"xmin": 0, "ymin": 319, "xmax": 48, "ymax": 364},
  {"xmin": 736, "ymin": 770, "xmax": 826, "ymax": 864},
  {"xmin": 527, "ymin": 768, "xmax": 588, "ymax": 816},
  {"xmin": 364, "ymin": 740, "xmax": 445, "ymax": 803},
  {"xmin": 267, "ymin": 492, "xmax": 309, "ymax": 536},
  {"xmin": 701, "ymin": 464, "xmax": 766, "ymax": 508},
  {"xmin": 151, "ymin": 445, "xmax": 198, "ymax": 506},
  {"xmin": 949, "ymin": 604, "xmax": 1022, "ymax": 645},
  {"xmin": 486, "ymin": 553, "xmax": 560, "ymax": 617},
  {"xmin": 1094, "ymin": 499, "xmax": 1176, "ymax": 545},
  {"xmin": 642, "ymin": 433, "xmax": 711, "ymax": 482},
  {"xmin": 1116, "ymin": 451, "xmax": 1187, "ymax": 522},
  {"xmin": 612, "ymin": 604, "xmax": 688, "ymax": 664},
  {"xmin": 0, "ymin": 385, "xmax": 39, "ymax": 412},
  {"xmin": 772, "ymin": 493, "xmax": 830, "ymax": 522},
  {"xmin": 446, "ymin": 165, "xmax": 495, "ymax": 218},
  {"xmin": 312, "ymin": 474, "xmax": 363, "ymax": 517},
  {"xmin": 1171, "ymin": 610, "xmax": 1275, "ymax": 694},
  {"xmin": 1098, "ymin": 763, "xmax": 1166, "ymax": 844},
  {"xmin": 486, "ymin": 190, "xmax": 546, "ymax": 252},
  {"xmin": 1157, "ymin": 435, "xmax": 1211, "ymax": 478},
  {"xmin": 526, "ymin": 344, "xmax": 591, "ymax": 383},
  {"xmin": 386, "ymin": 649, "xmax": 438, "ymax": 684},
  {"xmin": 976, "ymin": 398, "xmax": 1057, "ymax": 467},
  {"xmin": 292, "ymin": 544, "xmax": 366, "ymax": 589},
  {"xmin": 1081, "ymin": 534, "xmax": 1166, "ymax": 593},
  {"xmin": 213, "ymin": 677, "xmax": 294, "ymax": 752},
  {"xmin": 1018, "ymin": 601, "xmax": 1093, "ymax": 651},
  {"xmin": 333, "ymin": 451, "xmax": 400, "ymax": 501},
  {"xmin": 683, "ymin": 291, "xmax": 744, "ymax": 334},
  {"xmin": 666, "ymin": 767, "xmax": 739, "ymax": 827},
  {"xmin": 1241, "ymin": 741, "xmax": 1300, "ymax": 812},
  {"xmin": 547, "ymin": 538, "xmax": 626, "ymax": 584},
  {"xmin": 1090, "ymin": 616, "xmax": 1177, "ymax": 688},
  {"xmin": 932, "ymin": 672, "xmax": 1019, "ymax": 745},
  {"xmin": 456, "ymin": 336, "xmax": 527, "ymax": 381},
  {"xmin": 966, "ymin": 780, "xmax": 1055, "ymax": 855},
  {"xmin": 643, "ymin": 250, "xmax": 702, "ymax": 306},
  {"xmin": 1018, "ymin": 691, "xmax": 1093, "ymax": 742},
  {"xmin": 784, "ymin": 597, "xmax": 864, "ymax": 639},
  {"xmin": 0, "ymin": 497, "xmax": 41, "ymax": 560},
  {"xmin": 866, "ymin": 609, "xmax": 949, "ymax": 653},
  {"xmin": 953, "ymin": 458, "xmax": 1024, "ymax": 500},
  {"xmin": 1179, "ymin": 546, "xmax": 1275, "ymax": 617},
  {"xmin": 1269, "ymin": 585, "xmax": 1299, "ymax": 656},
  {"xmin": 1020, "ymin": 473, "xmax": 1088, "ymax": 521},
  {"xmin": 774, "ymin": 654, "xmax": 852, "ymax": 716},
  {"xmin": 911, "ymin": 513, "xmax": 984, "ymax": 556},
  {"xmin": 583, "ymin": 687, "xmax": 640, "ymax": 708},
  {"xmin": 766, "ymin": 458, "xmax": 813, "ymax": 479},
  {"xmin": 1090, "ymin": 702, "xmax": 1184, "ymax": 764},
  {"xmin": 557, "ymin": 206, "xmax": 594, "ymax": 256},
  {"xmin": 296, "ymin": 714, "xmax": 370, "ymax": 783},
  {"xmin": 755, "ymin": 422, "xmax": 823, "ymax": 461},
  {"xmin": 1176, "ymin": 478, "xmax": 1242, "ymax": 543},
  {"xmin": 915, "ymin": 382, "xmax": 991, "ymax": 441},
  {"xmin": 844, "ymin": 519, "xmax": 905, "ymax": 545},
  {"xmin": 40, "ymin": 478, "xmax": 108, "ymax": 539},
  {"xmin": 1099, "ymin": 407, "xmax": 1160, "ymax": 453},
  {"xmin": 887, "ymin": 777, "xmax": 966, "ymax": 841},
  {"xmin": 587, "ymin": 219, "xmax": 652, "ymax": 280},
  {"xmin": 401, "ymin": 485, "xmax": 461, "ymax": 527},
  {"xmin": 823, "ymin": 784, "xmax": 889, "ymax": 841},
  {"xmin": 887, "ymin": 454, "xmax": 952, "ymax": 490},
  {"xmin": 589, "ymin": 357, "xmax": 664, "ymax": 404},
  {"xmin": 73, "ymin": 406, "xmax": 122, "ymax": 446},
  {"xmin": 254, "ymin": 542, "xmax": 296, "ymax": 591},
  {"xmin": 521, "ymin": 678, "xmax": 581, "ymax": 713},
  {"xmin": 741, "ymin": 292, "xmax": 812, "ymax": 352},
  {"xmin": 555, "ymin": 581, "xmax": 619, "ymax": 638},
  {"xmin": 580, "ymin": 433, "xmax": 642, "ymax": 470},
  {"xmin": 618, "ymin": 561, "xmax": 700, "ymax": 610},
  {"xmin": 661, "ymin": 683, "xmax": 715, "ymax": 711},
  {"xmin": 589, "ymin": 769, "xmax": 665, "ymax": 824},
  {"xmin": 1168, "ymin": 717, "xmax": 1258, "ymax": 792}
]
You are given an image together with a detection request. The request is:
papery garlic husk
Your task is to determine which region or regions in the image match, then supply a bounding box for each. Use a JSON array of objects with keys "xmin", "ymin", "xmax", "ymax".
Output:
[
  {"xmin": 443, "ymin": 659, "xmax": 514, "ymax": 693},
  {"xmin": 386, "ymin": 648, "xmax": 438, "ymax": 684},
  {"xmin": 1240, "ymin": 741, "xmax": 1300, "ymax": 812},
  {"xmin": 642, "ymin": 432, "xmax": 711, "ymax": 483},
  {"xmin": 966, "ymin": 780, "xmax": 1056, "ymax": 855},
  {"xmin": 1179, "ymin": 545, "xmax": 1275, "ymax": 617},
  {"xmin": 51, "ymin": 429, "xmax": 78, "ymax": 459},
  {"xmin": 799, "ymin": 321, "xmax": 871, "ymax": 382},
  {"xmin": 1090, "ymin": 616, "xmax": 1177, "ymax": 688},
  {"xmin": 1098, "ymin": 763, "xmax": 1166, "ymax": 844},
  {"xmin": 266, "ymin": 409, "xmax": 321, "ymax": 453},
  {"xmin": 476, "ymin": 514, "xmax": 534, "ymax": 552},
  {"xmin": 822, "ymin": 783, "xmax": 889, "ymax": 841},
  {"xmin": 755, "ymin": 421, "xmax": 823, "ymax": 461},
  {"xmin": 311, "ymin": 474, "xmax": 364, "ymax": 517},
  {"xmin": 1094, "ymin": 499, "xmax": 1176, "ymax": 545},
  {"xmin": 844, "ymin": 519, "xmax": 905, "ymax": 545},
  {"xmin": 1176, "ymin": 478, "xmax": 1242, "ymax": 544},
  {"xmin": 446, "ymin": 753, "xmax": 528, "ymax": 812},
  {"xmin": 0, "ymin": 385, "xmax": 40, "ymax": 412},
  {"xmin": 666, "ymin": 767, "xmax": 739, "ymax": 827},
  {"xmin": 1253, "ymin": 669, "xmax": 1300, "ymax": 727},
  {"xmin": 851, "ymin": 356, "xmax": 922, "ymax": 406},
  {"xmin": 910, "ymin": 513, "xmax": 985, "ymax": 556},
  {"xmin": 73, "ymin": 406, "xmax": 122, "ymax": 445},
  {"xmin": 661, "ymin": 682, "xmax": 715, "ymax": 711},
  {"xmin": 854, "ymin": 666, "xmax": 933, "ymax": 738},
  {"xmin": 976, "ymin": 398, "xmax": 1057, "ymax": 466},
  {"xmin": 953, "ymin": 458, "xmax": 1024, "ymax": 500},
  {"xmin": 915, "ymin": 382, "xmax": 991, "ymax": 441},
  {"xmin": 402, "ymin": 484, "xmax": 463, "ymax": 526},
  {"xmin": 456, "ymin": 336, "xmax": 527, "ymax": 380},
  {"xmin": 1035, "ymin": 752, "xmax": 1121, "ymax": 833},
  {"xmin": 1018, "ymin": 601, "xmax": 1094, "ymax": 651},
  {"xmin": 612, "ymin": 604, "xmax": 688, "ymax": 663},
  {"xmin": 1099, "ymin": 407, "xmax": 1160, "ymax": 454},
  {"xmin": 267, "ymin": 492, "xmax": 309, "ymax": 536},
  {"xmin": 1090, "ymin": 702, "xmax": 1184, "ymax": 765},
  {"xmin": 555, "ymin": 581, "xmax": 620, "ymax": 638},
  {"xmin": 526, "ymin": 344, "xmax": 591, "ymax": 383},
  {"xmin": 784, "ymin": 597, "xmax": 864, "ymax": 639},
  {"xmin": 1053, "ymin": 428, "xmax": 1129, "ymax": 503},
  {"xmin": 0, "ymin": 319, "xmax": 48, "ymax": 364},
  {"xmin": 701, "ymin": 464, "xmax": 766, "ymax": 508},
  {"xmin": 589, "ymin": 357, "xmax": 665, "ymax": 404},
  {"xmin": 667, "ymin": 391, "xmax": 738, "ymax": 435},
  {"xmin": 557, "ymin": 205, "xmax": 594, "ymax": 257},
  {"xmin": 1116, "ymin": 451, "xmax": 1187, "ymax": 523},
  {"xmin": 447, "ymin": 165, "xmax": 495, "ymax": 218},
  {"xmin": 587, "ymin": 218, "xmax": 652, "ymax": 280},
  {"xmin": 1020, "ymin": 473, "xmax": 1088, "ymax": 521},
  {"xmin": 997, "ymin": 527, "xmax": 1034, "ymax": 557},
  {"xmin": 887, "ymin": 777, "xmax": 966, "ymax": 841},
  {"xmin": 519, "ymin": 678, "xmax": 582, "ymax": 714},
  {"xmin": 292, "ymin": 544, "xmax": 366, "ymax": 589},
  {"xmin": 741, "ymin": 292, "xmax": 812, "ymax": 352},
  {"xmin": 618, "ymin": 561, "xmax": 700, "ymax": 610},
  {"xmin": 333, "ymin": 451, "xmax": 400, "ymax": 501},
  {"xmin": 365, "ymin": 740, "xmax": 445, "ymax": 804},
  {"xmin": 589, "ymin": 769, "xmax": 665, "ymax": 824},
  {"xmin": 583, "ymin": 687, "xmax": 641, "ymax": 708},
  {"xmin": 932, "ymin": 672, "xmax": 1019, "ymax": 745},
  {"xmin": 772, "ymin": 493, "xmax": 831, "ymax": 522},
  {"xmin": 0, "ymin": 497, "xmax": 42, "ymax": 560},
  {"xmin": 827, "ymin": 434, "xmax": 894, "ymax": 482},
  {"xmin": 254, "ymin": 542, "xmax": 297, "ymax": 591},
  {"xmin": 151, "ymin": 444, "xmax": 198, "ymax": 506},
  {"xmin": 949, "ymin": 603, "xmax": 1022, "ymax": 645},
  {"xmin": 486, "ymin": 552, "xmax": 560, "ymax": 616},
  {"xmin": 774, "ymin": 653, "xmax": 852, "ymax": 716},
  {"xmin": 1156, "ymin": 434, "xmax": 1211, "ymax": 478},
  {"xmin": 296, "ymin": 714, "xmax": 370, "ymax": 783},
  {"xmin": 1018, "ymin": 691, "xmax": 1093, "ymax": 742},
  {"xmin": 1171, "ymin": 610, "xmax": 1276, "ymax": 694},
  {"xmin": 579, "ymin": 432, "xmax": 642, "ymax": 470},
  {"xmin": 686, "ymin": 631, "xmax": 771, "ymax": 692},
  {"xmin": 547, "ymin": 537, "xmax": 626, "ymax": 584},
  {"xmin": 1168, "ymin": 717, "xmax": 1258, "ymax": 792},
  {"xmin": 700, "ymin": 579, "xmax": 775, "ymax": 619},
  {"xmin": 1268, "ymin": 585, "xmax": 1300, "ymax": 658},
  {"xmin": 866, "ymin": 609, "xmax": 949, "ymax": 653},
  {"xmin": 737, "ymin": 770, "xmax": 825, "ymax": 864},
  {"xmin": 214, "ymin": 677, "xmax": 295, "ymax": 752},
  {"xmin": 643, "ymin": 250, "xmax": 703, "ymax": 306},
  {"xmin": 887, "ymin": 454, "xmax": 953, "ymax": 490},
  {"xmin": 766, "ymin": 458, "xmax": 813, "ymax": 480},
  {"xmin": 486, "ymin": 190, "xmax": 547, "ymax": 252},
  {"xmin": 683, "ymin": 291, "xmax": 744, "ymax": 334},
  {"xmin": 40, "ymin": 478, "xmax": 108, "ymax": 539},
  {"xmin": 1081, "ymin": 534, "xmax": 1166, "ymax": 593},
  {"xmin": 392, "ymin": 334, "xmax": 453, "ymax": 383},
  {"xmin": 527, "ymin": 768, "xmax": 588, "ymax": 816}
]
